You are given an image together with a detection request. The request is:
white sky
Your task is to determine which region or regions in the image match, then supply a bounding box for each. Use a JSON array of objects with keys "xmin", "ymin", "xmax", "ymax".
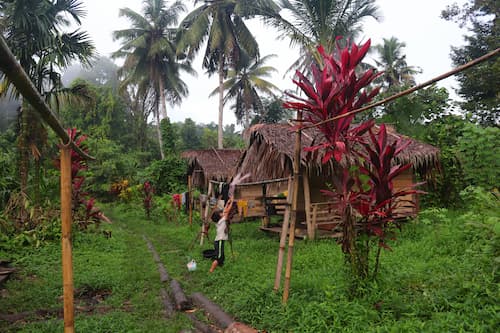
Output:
[{"xmin": 80, "ymin": 0, "xmax": 467, "ymax": 126}]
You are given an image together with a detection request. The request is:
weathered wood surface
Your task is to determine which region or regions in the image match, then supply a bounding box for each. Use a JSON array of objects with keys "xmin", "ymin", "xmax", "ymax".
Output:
[
  {"xmin": 185, "ymin": 312, "xmax": 219, "ymax": 333},
  {"xmin": 191, "ymin": 292, "xmax": 234, "ymax": 329},
  {"xmin": 160, "ymin": 288, "xmax": 175, "ymax": 318},
  {"xmin": 170, "ymin": 279, "xmax": 191, "ymax": 311}
]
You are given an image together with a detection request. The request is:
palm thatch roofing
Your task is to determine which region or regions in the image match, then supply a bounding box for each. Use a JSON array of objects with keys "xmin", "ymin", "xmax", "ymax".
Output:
[
  {"xmin": 181, "ymin": 149, "xmax": 244, "ymax": 188},
  {"xmin": 237, "ymin": 123, "xmax": 440, "ymax": 182}
]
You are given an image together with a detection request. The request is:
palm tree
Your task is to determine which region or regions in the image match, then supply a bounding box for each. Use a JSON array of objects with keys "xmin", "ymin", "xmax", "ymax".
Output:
[
  {"xmin": 112, "ymin": 0, "xmax": 193, "ymax": 159},
  {"xmin": 210, "ymin": 54, "xmax": 281, "ymax": 128},
  {"xmin": 373, "ymin": 37, "xmax": 421, "ymax": 90},
  {"xmin": 177, "ymin": 0, "xmax": 279, "ymax": 148},
  {"xmin": 0, "ymin": 0, "xmax": 95, "ymax": 197},
  {"xmin": 271, "ymin": 0, "xmax": 380, "ymax": 74}
]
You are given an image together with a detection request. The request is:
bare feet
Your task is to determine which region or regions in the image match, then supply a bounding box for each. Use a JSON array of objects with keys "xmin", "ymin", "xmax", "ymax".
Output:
[{"xmin": 209, "ymin": 260, "xmax": 218, "ymax": 273}]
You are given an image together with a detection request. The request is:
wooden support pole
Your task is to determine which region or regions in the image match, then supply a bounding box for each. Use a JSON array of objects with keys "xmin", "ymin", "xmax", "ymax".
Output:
[
  {"xmin": 283, "ymin": 110, "xmax": 302, "ymax": 304},
  {"xmin": 60, "ymin": 145, "xmax": 74, "ymax": 333},
  {"xmin": 303, "ymin": 168, "xmax": 313, "ymax": 240},
  {"xmin": 188, "ymin": 175, "xmax": 193, "ymax": 226},
  {"xmin": 201, "ymin": 182, "xmax": 213, "ymax": 246},
  {"xmin": 274, "ymin": 176, "xmax": 293, "ymax": 292}
]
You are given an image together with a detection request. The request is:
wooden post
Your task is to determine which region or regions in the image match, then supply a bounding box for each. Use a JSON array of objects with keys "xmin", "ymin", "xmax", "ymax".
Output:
[
  {"xmin": 188, "ymin": 175, "xmax": 193, "ymax": 226},
  {"xmin": 200, "ymin": 182, "xmax": 213, "ymax": 246},
  {"xmin": 274, "ymin": 176, "xmax": 293, "ymax": 291},
  {"xmin": 60, "ymin": 145, "xmax": 74, "ymax": 333},
  {"xmin": 312, "ymin": 204, "xmax": 318, "ymax": 236},
  {"xmin": 283, "ymin": 110, "xmax": 302, "ymax": 304},
  {"xmin": 303, "ymin": 168, "xmax": 313, "ymax": 240},
  {"xmin": 262, "ymin": 184, "xmax": 269, "ymax": 227}
]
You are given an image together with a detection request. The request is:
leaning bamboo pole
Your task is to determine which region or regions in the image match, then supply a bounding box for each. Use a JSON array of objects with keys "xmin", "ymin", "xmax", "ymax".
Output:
[
  {"xmin": 282, "ymin": 110, "xmax": 302, "ymax": 304},
  {"xmin": 273, "ymin": 175, "xmax": 293, "ymax": 291}
]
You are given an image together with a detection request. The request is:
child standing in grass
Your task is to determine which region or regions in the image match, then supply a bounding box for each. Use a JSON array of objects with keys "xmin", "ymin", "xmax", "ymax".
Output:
[{"xmin": 209, "ymin": 198, "xmax": 237, "ymax": 273}]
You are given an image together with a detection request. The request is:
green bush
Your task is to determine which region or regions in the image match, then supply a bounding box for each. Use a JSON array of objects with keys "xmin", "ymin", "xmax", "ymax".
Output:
[{"xmin": 143, "ymin": 155, "xmax": 186, "ymax": 195}]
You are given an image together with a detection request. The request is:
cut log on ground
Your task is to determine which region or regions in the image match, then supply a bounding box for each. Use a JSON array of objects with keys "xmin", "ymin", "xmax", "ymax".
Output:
[
  {"xmin": 160, "ymin": 288, "xmax": 175, "ymax": 318},
  {"xmin": 158, "ymin": 263, "xmax": 170, "ymax": 283},
  {"xmin": 143, "ymin": 236, "xmax": 162, "ymax": 263},
  {"xmin": 170, "ymin": 279, "xmax": 192, "ymax": 311},
  {"xmin": 185, "ymin": 312, "xmax": 219, "ymax": 333},
  {"xmin": 190, "ymin": 292, "xmax": 234, "ymax": 329}
]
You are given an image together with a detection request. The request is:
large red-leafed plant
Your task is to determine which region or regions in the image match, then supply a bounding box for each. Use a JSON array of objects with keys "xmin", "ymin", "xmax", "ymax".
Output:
[{"xmin": 285, "ymin": 39, "xmax": 420, "ymax": 283}]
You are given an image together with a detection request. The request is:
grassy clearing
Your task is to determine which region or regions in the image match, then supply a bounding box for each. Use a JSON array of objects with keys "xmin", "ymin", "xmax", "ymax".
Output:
[{"xmin": 1, "ymin": 203, "xmax": 498, "ymax": 332}]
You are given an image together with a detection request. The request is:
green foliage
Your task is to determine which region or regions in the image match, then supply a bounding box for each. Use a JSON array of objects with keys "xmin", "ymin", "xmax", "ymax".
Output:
[
  {"xmin": 420, "ymin": 115, "xmax": 468, "ymax": 208},
  {"xmin": 144, "ymin": 155, "xmax": 186, "ymax": 195},
  {"xmin": 0, "ymin": 129, "xmax": 18, "ymax": 209},
  {"xmin": 251, "ymin": 96, "xmax": 293, "ymax": 125},
  {"xmin": 376, "ymin": 85, "xmax": 451, "ymax": 138},
  {"xmin": 455, "ymin": 124, "xmax": 499, "ymax": 189},
  {"xmin": 84, "ymin": 137, "xmax": 144, "ymax": 199},
  {"xmin": 441, "ymin": 0, "xmax": 499, "ymax": 126}
]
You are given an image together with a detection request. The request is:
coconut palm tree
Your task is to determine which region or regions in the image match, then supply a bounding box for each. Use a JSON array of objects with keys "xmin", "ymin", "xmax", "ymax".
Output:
[
  {"xmin": 210, "ymin": 54, "xmax": 281, "ymax": 128},
  {"xmin": 0, "ymin": 0, "xmax": 95, "ymax": 197},
  {"xmin": 113, "ymin": 0, "xmax": 193, "ymax": 159},
  {"xmin": 373, "ymin": 37, "xmax": 421, "ymax": 90},
  {"xmin": 177, "ymin": 0, "xmax": 279, "ymax": 148},
  {"xmin": 271, "ymin": 0, "xmax": 380, "ymax": 74}
]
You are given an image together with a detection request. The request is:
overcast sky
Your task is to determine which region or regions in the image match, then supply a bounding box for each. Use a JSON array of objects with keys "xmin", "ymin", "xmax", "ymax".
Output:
[{"xmin": 80, "ymin": 0, "xmax": 467, "ymax": 126}]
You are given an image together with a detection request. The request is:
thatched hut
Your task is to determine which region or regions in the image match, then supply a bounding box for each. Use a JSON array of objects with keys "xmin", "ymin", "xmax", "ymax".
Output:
[
  {"xmin": 181, "ymin": 148, "xmax": 244, "ymax": 190},
  {"xmin": 233, "ymin": 123, "xmax": 440, "ymax": 238}
]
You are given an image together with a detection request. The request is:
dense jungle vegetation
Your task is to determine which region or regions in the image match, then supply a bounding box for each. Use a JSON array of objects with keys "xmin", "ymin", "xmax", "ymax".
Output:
[{"xmin": 0, "ymin": 0, "xmax": 498, "ymax": 332}]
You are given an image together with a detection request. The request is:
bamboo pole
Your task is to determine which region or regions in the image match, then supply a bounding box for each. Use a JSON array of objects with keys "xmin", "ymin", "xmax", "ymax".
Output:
[
  {"xmin": 302, "ymin": 169, "xmax": 313, "ymax": 240},
  {"xmin": 283, "ymin": 110, "xmax": 302, "ymax": 304},
  {"xmin": 60, "ymin": 145, "xmax": 74, "ymax": 333},
  {"xmin": 273, "ymin": 176, "xmax": 293, "ymax": 291},
  {"xmin": 188, "ymin": 175, "xmax": 193, "ymax": 226}
]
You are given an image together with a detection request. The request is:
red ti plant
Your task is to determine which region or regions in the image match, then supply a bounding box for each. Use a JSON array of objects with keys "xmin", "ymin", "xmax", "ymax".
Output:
[
  {"xmin": 143, "ymin": 181, "xmax": 154, "ymax": 219},
  {"xmin": 353, "ymin": 124, "xmax": 423, "ymax": 278},
  {"xmin": 284, "ymin": 39, "xmax": 419, "ymax": 284},
  {"xmin": 285, "ymin": 41, "xmax": 381, "ymax": 163}
]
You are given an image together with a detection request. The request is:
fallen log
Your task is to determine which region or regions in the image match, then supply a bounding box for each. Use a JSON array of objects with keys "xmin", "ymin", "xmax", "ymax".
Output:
[
  {"xmin": 143, "ymin": 236, "xmax": 162, "ymax": 263},
  {"xmin": 160, "ymin": 288, "xmax": 175, "ymax": 318},
  {"xmin": 190, "ymin": 292, "xmax": 234, "ymax": 329},
  {"xmin": 185, "ymin": 312, "xmax": 219, "ymax": 333},
  {"xmin": 170, "ymin": 279, "xmax": 191, "ymax": 311},
  {"xmin": 158, "ymin": 263, "xmax": 170, "ymax": 283}
]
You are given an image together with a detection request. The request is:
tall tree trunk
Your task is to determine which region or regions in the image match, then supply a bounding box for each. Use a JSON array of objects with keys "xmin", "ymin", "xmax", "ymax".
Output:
[
  {"xmin": 156, "ymin": 110, "xmax": 165, "ymax": 160},
  {"xmin": 158, "ymin": 79, "xmax": 167, "ymax": 159},
  {"xmin": 217, "ymin": 56, "xmax": 224, "ymax": 149}
]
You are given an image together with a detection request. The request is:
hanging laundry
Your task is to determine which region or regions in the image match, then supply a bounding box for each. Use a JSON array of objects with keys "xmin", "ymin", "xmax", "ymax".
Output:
[{"xmin": 236, "ymin": 200, "xmax": 249, "ymax": 217}]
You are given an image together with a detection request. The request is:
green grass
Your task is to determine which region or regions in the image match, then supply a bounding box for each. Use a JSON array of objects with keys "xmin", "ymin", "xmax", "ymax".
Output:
[{"xmin": 1, "ymin": 203, "xmax": 498, "ymax": 332}]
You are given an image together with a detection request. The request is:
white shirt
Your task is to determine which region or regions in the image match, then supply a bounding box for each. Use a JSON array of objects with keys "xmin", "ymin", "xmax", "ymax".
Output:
[{"xmin": 215, "ymin": 217, "xmax": 228, "ymax": 241}]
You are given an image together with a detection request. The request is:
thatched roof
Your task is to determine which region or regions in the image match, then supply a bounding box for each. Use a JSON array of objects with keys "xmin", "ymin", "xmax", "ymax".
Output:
[
  {"xmin": 237, "ymin": 123, "xmax": 440, "ymax": 182},
  {"xmin": 181, "ymin": 149, "xmax": 244, "ymax": 188}
]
